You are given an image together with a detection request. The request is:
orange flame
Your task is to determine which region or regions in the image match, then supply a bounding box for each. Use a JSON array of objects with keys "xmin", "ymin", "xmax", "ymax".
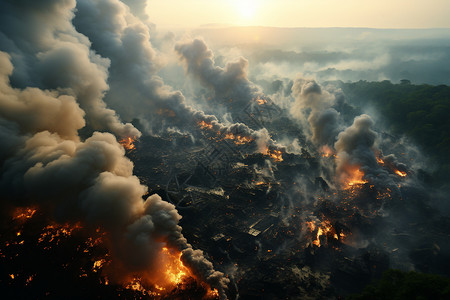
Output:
[
  {"xmin": 161, "ymin": 247, "xmax": 189, "ymax": 285},
  {"xmin": 207, "ymin": 288, "xmax": 219, "ymax": 298},
  {"xmin": 319, "ymin": 145, "xmax": 335, "ymax": 158},
  {"xmin": 256, "ymin": 99, "xmax": 267, "ymax": 105},
  {"xmin": 224, "ymin": 132, "xmax": 253, "ymax": 145},
  {"xmin": 123, "ymin": 247, "xmax": 191, "ymax": 296},
  {"xmin": 395, "ymin": 170, "xmax": 407, "ymax": 177},
  {"xmin": 269, "ymin": 149, "xmax": 283, "ymax": 162},
  {"xmin": 119, "ymin": 137, "xmax": 137, "ymax": 151},
  {"xmin": 198, "ymin": 121, "xmax": 213, "ymax": 130},
  {"xmin": 12, "ymin": 207, "xmax": 37, "ymax": 221},
  {"xmin": 307, "ymin": 220, "xmax": 342, "ymax": 247},
  {"xmin": 376, "ymin": 157, "xmax": 385, "ymax": 165},
  {"xmin": 344, "ymin": 167, "xmax": 368, "ymax": 188}
]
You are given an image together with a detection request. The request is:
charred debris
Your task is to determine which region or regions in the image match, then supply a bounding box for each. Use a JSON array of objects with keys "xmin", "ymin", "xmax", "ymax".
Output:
[{"xmin": 123, "ymin": 129, "xmax": 450, "ymax": 299}]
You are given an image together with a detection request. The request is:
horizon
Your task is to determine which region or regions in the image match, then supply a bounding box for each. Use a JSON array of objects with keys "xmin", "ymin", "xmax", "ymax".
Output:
[{"xmin": 147, "ymin": 0, "xmax": 450, "ymax": 29}]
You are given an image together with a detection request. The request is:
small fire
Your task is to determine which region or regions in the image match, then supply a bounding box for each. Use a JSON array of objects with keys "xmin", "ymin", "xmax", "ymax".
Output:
[
  {"xmin": 319, "ymin": 145, "xmax": 335, "ymax": 158},
  {"xmin": 119, "ymin": 136, "xmax": 137, "ymax": 151},
  {"xmin": 12, "ymin": 207, "xmax": 37, "ymax": 221},
  {"xmin": 224, "ymin": 132, "xmax": 253, "ymax": 145},
  {"xmin": 344, "ymin": 168, "xmax": 368, "ymax": 188},
  {"xmin": 256, "ymin": 99, "xmax": 268, "ymax": 105},
  {"xmin": 264, "ymin": 149, "xmax": 283, "ymax": 162},
  {"xmin": 395, "ymin": 170, "xmax": 407, "ymax": 177},
  {"xmin": 198, "ymin": 121, "xmax": 213, "ymax": 130},
  {"xmin": 307, "ymin": 220, "xmax": 343, "ymax": 247},
  {"xmin": 376, "ymin": 157, "xmax": 385, "ymax": 165},
  {"xmin": 38, "ymin": 223, "xmax": 83, "ymax": 245},
  {"xmin": 207, "ymin": 288, "xmax": 219, "ymax": 298}
]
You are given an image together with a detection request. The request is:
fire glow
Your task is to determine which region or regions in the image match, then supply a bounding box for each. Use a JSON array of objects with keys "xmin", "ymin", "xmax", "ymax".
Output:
[
  {"xmin": 198, "ymin": 120, "xmax": 214, "ymax": 130},
  {"xmin": 224, "ymin": 132, "xmax": 253, "ymax": 145},
  {"xmin": 319, "ymin": 145, "xmax": 335, "ymax": 158},
  {"xmin": 306, "ymin": 220, "xmax": 345, "ymax": 247},
  {"xmin": 344, "ymin": 168, "xmax": 368, "ymax": 188},
  {"xmin": 119, "ymin": 136, "xmax": 137, "ymax": 151},
  {"xmin": 395, "ymin": 170, "xmax": 407, "ymax": 177}
]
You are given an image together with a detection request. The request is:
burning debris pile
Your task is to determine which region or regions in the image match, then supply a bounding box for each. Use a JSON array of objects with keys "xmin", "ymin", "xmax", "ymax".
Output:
[{"xmin": 0, "ymin": 207, "xmax": 217, "ymax": 299}]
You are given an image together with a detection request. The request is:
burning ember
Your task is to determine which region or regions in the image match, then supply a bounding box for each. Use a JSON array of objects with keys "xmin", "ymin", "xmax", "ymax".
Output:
[
  {"xmin": 12, "ymin": 207, "xmax": 37, "ymax": 221},
  {"xmin": 1, "ymin": 206, "xmax": 217, "ymax": 299},
  {"xmin": 306, "ymin": 220, "xmax": 345, "ymax": 247},
  {"xmin": 319, "ymin": 145, "xmax": 335, "ymax": 158},
  {"xmin": 262, "ymin": 148, "xmax": 283, "ymax": 162},
  {"xmin": 394, "ymin": 170, "xmax": 407, "ymax": 177},
  {"xmin": 341, "ymin": 167, "xmax": 368, "ymax": 188},
  {"xmin": 198, "ymin": 120, "xmax": 214, "ymax": 130},
  {"xmin": 119, "ymin": 136, "xmax": 137, "ymax": 151},
  {"xmin": 256, "ymin": 99, "xmax": 268, "ymax": 105},
  {"xmin": 376, "ymin": 157, "xmax": 385, "ymax": 165},
  {"xmin": 224, "ymin": 132, "xmax": 253, "ymax": 145}
]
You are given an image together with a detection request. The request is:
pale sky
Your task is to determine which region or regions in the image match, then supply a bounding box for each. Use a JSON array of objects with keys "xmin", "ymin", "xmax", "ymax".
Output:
[{"xmin": 146, "ymin": 0, "xmax": 450, "ymax": 28}]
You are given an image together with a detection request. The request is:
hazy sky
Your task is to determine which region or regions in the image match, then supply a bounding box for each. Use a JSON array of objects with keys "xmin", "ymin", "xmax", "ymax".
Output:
[{"xmin": 147, "ymin": 0, "xmax": 450, "ymax": 28}]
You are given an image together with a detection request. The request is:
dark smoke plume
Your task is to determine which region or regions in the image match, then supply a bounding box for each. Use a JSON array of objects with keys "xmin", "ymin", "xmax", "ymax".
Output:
[{"xmin": 0, "ymin": 0, "xmax": 230, "ymax": 297}]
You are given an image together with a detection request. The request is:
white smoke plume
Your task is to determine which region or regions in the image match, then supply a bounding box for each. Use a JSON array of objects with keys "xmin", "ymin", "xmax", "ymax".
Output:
[
  {"xmin": 291, "ymin": 78, "xmax": 342, "ymax": 146},
  {"xmin": 175, "ymin": 38, "xmax": 270, "ymax": 118}
]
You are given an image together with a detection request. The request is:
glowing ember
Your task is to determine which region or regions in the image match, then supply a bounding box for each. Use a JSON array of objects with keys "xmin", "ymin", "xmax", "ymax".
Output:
[
  {"xmin": 198, "ymin": 120, "xmax": 214, "ymax": 130},
  {"xmin": 256, "ymin": 99, "xmax": 267, "ymax": 105},
  {"xmin": 119, "ymin": 136, "xmax": 137, "ymax": 151},
  {"xmin": 268, "ymin": 149, "xmax": 283, "ymax": 162},
  {"xmin": 12, "ymin": 207, "xmax": 37, "ymax": 221},
  {"xmin": 92, "ymin": 258, "xmax": 108, "ymax": 272},
  {"xmin": 345, "ymin": 168, "xmax": 368, "ymax": 188},
  {"xmin": 207, "ymin": 288, "xmax": 219, "ymax": 298},
  {"xmin": 395, "ymin": 170, "xmax": 407, "ymax": 177},
  {"xmin": 319, "ymin": 145, "xmax": 335, "ymax": 158},
  {"xmin": 38, "ymin": 223, "xmax": 83, "ymax": 245},
  {"xmin": 307, "ymin": 220, "xmax": 342, "ymax": 247},
  {"xmin": 376, "ymin": 157, "xmax": 385, "ymax": 165},
  {"xmin": 224, "ymin": 132, "xmax": 253, "ymax": 145},
  {"xmin": 161, "ymin": 247, "xmax": 189, "ymax": 285}
]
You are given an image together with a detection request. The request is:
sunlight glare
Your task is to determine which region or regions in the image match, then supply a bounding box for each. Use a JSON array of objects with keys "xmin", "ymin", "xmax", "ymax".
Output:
[{"xmin": 237, "ymin": 0, "xmax": 258, "ymax": 19}]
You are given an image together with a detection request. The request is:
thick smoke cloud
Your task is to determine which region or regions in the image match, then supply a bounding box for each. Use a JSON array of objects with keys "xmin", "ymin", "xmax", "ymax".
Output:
[
  {"xmin": 291, "ymin": 78, "xmax": 342, "ymax": 146},
  {"xmin": 175, "ymin": 38, "xmax": 268, "ymax": 118},
  {"xmin": 0, "ymin": 0, "xmax": 139, "ymax": 139},
  {"xmin": 73, "ymin": 0, "xmax": 277, "ymax": 154},
  {"xmin": 0, "ymin": 52, "xmax": 85, "ymax": 141},
  {"xmin": 0, "ymin": 0, "xmax": 230, "ymax": 297},
  {"xmin": 334, "ymin": 114, "xmax": 395, "ymax": 189}
]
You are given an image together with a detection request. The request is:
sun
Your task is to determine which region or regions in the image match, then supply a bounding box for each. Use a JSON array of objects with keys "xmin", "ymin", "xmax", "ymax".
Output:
[{"xmin": 236, "ymin": 0, "xmax": 258, "ymax": 20}]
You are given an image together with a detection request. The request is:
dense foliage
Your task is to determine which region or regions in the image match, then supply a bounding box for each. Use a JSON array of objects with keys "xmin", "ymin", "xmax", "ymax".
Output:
[
  {"xmin": 339, "ymin": 80, "xmax": 450, "ymax": 186},
  {"xmin": 347, "ymin": 269, "xmax": 450, "ymax": 300}
]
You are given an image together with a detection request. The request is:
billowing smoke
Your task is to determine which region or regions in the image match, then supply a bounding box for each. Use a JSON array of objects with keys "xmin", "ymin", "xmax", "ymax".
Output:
[
  {"xmin": 334, "ymin": 114, "xmax": 395, "ymax": 189},
  {"xmin": 0, "ymin": 0, "xmax": 139, "ymax": 139},
  {"xmin": 175, "ymin": 38, "xmax": 269, "ymax": 120},
  {"xmin": 72, "ymin": 0, "xmax": 275, "ymax": 155},
  {"xmin": 291, "ymin": 78, "xmax": 342, "ymax": 146},
  {"xmin": 0, "ymin": 0, "xmax": 230, "ymax": 297}
]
